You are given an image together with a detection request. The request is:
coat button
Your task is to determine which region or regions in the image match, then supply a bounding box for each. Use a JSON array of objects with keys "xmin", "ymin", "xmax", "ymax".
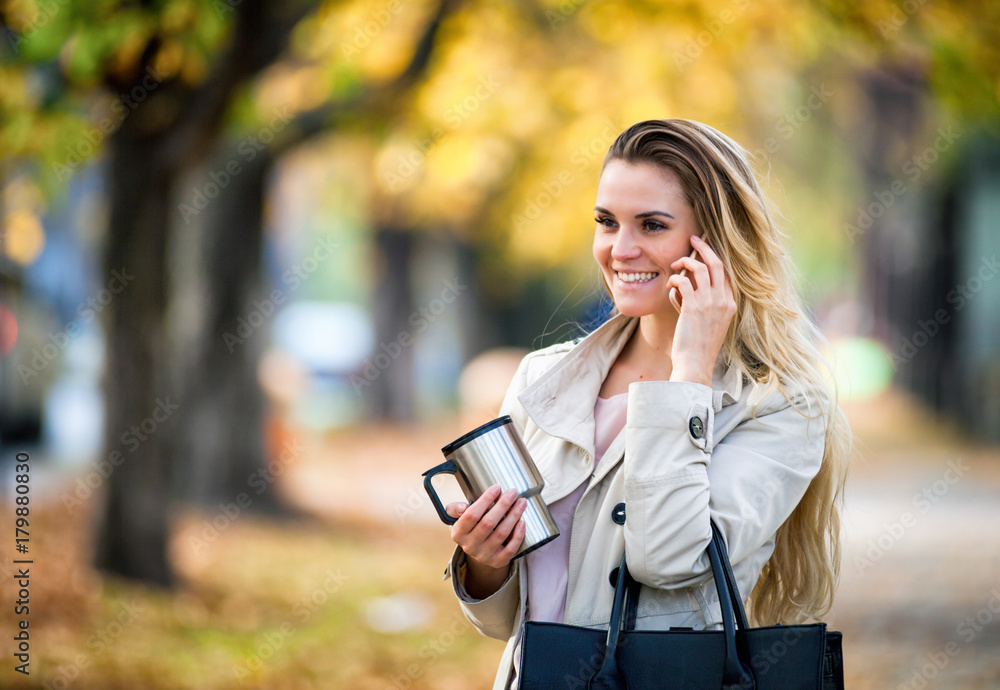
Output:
[
  {"xmin": 611, "ymin": 503, "xmax": 626, "ymax": 525},
  {"xmin": 609, "ymin": 567, "xmax": 620, "ymax": 587},
  {"xmin": 689, "ymin": 415, "xmax": 705, "ymax": 439}
]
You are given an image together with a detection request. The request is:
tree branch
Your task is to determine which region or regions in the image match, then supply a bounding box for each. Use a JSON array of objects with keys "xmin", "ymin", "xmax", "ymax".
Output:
[
  {"xmin": 164, "ymin": 0, "xmax": 321, "ymax": 167},
  {"xmin": 268, "ymin": 0, "xmax": 465, "ymax": 160}
]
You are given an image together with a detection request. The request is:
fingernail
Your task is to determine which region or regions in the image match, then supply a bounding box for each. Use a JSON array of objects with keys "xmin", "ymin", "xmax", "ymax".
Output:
[
  {"xmin": 456, "ymin": 503, "xmax": 467, "ymax": 512},
  {"xmin": 489, "ymin": 485, "xmax": 501, "ymax": 496},
  {"xmin": 517, "ymin": 498, "xmax": 527, "ymax": 510},
  {"xmin": 505, "ymin": 488, "xmax": 518, "ymax": 499}
]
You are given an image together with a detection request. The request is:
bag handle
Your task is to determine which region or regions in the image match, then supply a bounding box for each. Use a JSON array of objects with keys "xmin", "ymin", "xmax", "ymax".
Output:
[
  {"xmin": 588, "ymin": 557, "xmax": 633, "ymax": 689},
  {"xmin": 710, "ymin": 521, "xmax": 750, "ymax": 631},
  {"xmin": 590, "ymin": 518, "xmax": 755, "ymax": 690},
  {"xmin": 622, "ymin": 522, "xmax": 751, "ymax": 632},
  {"xmin": 706, "ymin": 527, "xmax": 756, "ymax": 689}
]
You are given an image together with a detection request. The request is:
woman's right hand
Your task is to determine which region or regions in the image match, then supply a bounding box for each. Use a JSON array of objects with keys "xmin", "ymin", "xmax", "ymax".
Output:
[{"xmin": 445, "ymin": 485, "xmax": 527, "ymax": 598}]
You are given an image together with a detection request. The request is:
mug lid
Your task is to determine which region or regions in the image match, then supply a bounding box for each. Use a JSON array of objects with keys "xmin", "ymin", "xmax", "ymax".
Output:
[{"xmin": 441, "ymin": 415, "xmax": 512, "ymax": 456}]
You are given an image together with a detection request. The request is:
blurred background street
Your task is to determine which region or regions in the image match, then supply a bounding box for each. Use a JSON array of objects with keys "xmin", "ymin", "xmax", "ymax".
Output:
[{"xmin": 1, "ymin": 0, "xmax": 999, "ymax": 687}]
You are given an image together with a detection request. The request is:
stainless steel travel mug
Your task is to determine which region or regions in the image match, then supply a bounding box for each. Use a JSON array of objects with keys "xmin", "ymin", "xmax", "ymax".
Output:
[{"xmin": 422, "ymin": 415, "xmax": 559, "ymax": 559}]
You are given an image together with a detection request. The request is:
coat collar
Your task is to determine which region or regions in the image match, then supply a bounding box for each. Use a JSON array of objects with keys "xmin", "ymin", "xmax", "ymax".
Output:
[{"xmin": 517, "ymin": 311, "xmax": 744, "ymax": 459}]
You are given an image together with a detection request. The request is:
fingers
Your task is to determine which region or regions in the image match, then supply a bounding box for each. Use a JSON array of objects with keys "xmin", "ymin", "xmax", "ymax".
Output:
[
  {"xmin": 698, "ymin": 237, "xmax": 736, "ymax": 317},
  {"xmin": 448, "ymin": 485, "xmax": 528, "ymax": 569},
  {"xmin": 670, "ymin": 258, "xmax": 706, "ymax": 293},
  {"xmin": 451, "ymin": 485, "xmax": 502, "ymax": 537},
  {"xmin": 692, "ymin": 236, "xmax": 728, "ymax": 296},
  {"xmin": 470, "ymin": 488, "xmax": 520, "ymax": 543},
  {"xmin": 481, "ymin": 497, "xmax": 527, "ymax": 567},
  {"xmin": 444, "ymin": 501, "xmax": 468, "ymax": 520},
  {"xmin": 670, "ymin": 236, "xmax": 734, "ymax": 312},
  {"xmin": 665, "ymin": 272, "xmax": 695, "ymax": 304},
  {"xmin": 490, "ymin": 497, "xmax": 527, "ymax": 548},
  {"xmin": 496, "ymin": 519, "xmax": 527, "ymax": 563}
]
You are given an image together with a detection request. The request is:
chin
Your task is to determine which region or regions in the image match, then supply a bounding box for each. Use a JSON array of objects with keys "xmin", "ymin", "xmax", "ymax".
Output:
[
  {"xmin": 611, "ymin": 300, "xmax": 655, "ymax": 318},
  {"xmin": 612, "ymin": 294, "xmax": 677, "ymax": 318}
]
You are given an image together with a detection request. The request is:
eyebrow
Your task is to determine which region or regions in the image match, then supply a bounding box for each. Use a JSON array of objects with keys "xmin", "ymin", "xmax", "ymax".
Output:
[{"xmin": 594, "ymin": 206, "xmax": 675, "ymax": 220}]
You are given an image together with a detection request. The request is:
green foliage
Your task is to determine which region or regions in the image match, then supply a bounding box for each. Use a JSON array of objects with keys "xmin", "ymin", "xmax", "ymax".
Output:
[{"xmin": 0, "ymin": 0, "xmax": 238, "ymax": 201}]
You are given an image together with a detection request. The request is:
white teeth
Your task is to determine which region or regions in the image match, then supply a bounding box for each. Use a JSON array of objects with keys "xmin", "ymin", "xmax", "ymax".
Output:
[{"xmin": 616, "ymin": 271, "xmax": 659, "ymax": 283}]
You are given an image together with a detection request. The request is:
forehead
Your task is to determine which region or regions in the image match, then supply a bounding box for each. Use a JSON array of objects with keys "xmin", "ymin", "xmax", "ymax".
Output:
[{"xmin": 595, "ymin": 160, "xmax": 687, "ymax": 210}]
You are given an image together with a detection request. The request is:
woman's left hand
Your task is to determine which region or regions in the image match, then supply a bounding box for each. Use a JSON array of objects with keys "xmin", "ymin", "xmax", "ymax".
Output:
[{"xmin": 663, "ymin": 235, "xmax": 737, "ymax": 386}]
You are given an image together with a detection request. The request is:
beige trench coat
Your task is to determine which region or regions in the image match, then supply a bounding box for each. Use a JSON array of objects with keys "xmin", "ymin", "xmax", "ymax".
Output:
[{"xmin": 443, "ymin": 311, "xmax": 828, "ymax": 690}]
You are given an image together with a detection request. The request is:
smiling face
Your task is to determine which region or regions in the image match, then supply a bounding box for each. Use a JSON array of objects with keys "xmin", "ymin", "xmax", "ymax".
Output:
[{"xmin": 593, "ymin": 159, "xmax": 699, "ymax": 318}]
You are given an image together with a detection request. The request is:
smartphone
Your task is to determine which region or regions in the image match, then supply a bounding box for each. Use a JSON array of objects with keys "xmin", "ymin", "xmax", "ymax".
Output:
[{"xmin": 668, "ymin": 246, "xmax": 700, "ymax": 313}]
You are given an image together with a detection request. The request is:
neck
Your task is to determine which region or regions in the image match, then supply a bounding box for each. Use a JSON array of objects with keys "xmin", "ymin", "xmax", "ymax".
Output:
[{"xmin": 623, "ymin": 310, "xmax": 678, "ymax": 375}]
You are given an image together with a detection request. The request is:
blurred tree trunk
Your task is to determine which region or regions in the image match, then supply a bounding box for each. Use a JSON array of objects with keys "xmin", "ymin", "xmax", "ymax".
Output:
[
  {"xmin": 94, "ymin": 0, "xmax": 319, "ymax": 585},
  {"xmin": 369, "ymin": 226, "xmax": 416, "ymax": 421},
  {"xmin": 171, "ymin": 143, "xmax": 279, "ymax": 511},
  {"xmin": 96, "ymin": 136, "xmax": 176, "ymax": 585}
]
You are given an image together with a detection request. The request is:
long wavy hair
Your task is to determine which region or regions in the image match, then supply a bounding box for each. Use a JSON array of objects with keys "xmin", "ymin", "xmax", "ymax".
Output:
[{"xmin": 599, "ymin": 118, "xmax": 852, "ymax": 625}]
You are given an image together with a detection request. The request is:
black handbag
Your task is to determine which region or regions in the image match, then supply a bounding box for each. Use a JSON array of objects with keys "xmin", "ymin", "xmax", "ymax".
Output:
[{"xmin": 518, "ymin": 521, "xmax": 844, "ymax": 689}]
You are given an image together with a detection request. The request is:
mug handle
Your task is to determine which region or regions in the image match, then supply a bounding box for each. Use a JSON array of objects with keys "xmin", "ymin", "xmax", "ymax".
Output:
[{"xmin": 422, "ymin": 460, "xmax": 459, "ymax": 525}]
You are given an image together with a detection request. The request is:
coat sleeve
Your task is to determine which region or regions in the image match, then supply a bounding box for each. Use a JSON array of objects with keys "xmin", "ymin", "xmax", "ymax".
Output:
[
  {"xmin": 622, "ymin": 379, "xmax": 828, "ymax": 590},
  {"xmin": 447, "ymin": 546, "xmax": 522, "ymax": 641},
  {"xmin": 442, "ymin": 352, "xmax": 534, "ymax": 639}
]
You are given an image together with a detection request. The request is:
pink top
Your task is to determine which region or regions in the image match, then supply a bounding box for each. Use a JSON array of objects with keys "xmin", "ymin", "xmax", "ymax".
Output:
[{"xmin": 512, "ymin": 392, "xmax": 628, "ymax": 684}]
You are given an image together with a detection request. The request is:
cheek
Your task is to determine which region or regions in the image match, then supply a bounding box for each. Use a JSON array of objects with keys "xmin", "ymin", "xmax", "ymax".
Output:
[
  {"xmin": 662, "ymin": 239, "xmax": 692, "ymax": 265},
  {"xmin": 592, "ymin": 235, "xmax": 609, "ymax": 263}
]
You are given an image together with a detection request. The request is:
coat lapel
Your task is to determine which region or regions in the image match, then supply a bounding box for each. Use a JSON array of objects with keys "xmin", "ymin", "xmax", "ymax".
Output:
[{"xmin": 517, "ymin": 311, "xmax": 639, "ymax": 461}]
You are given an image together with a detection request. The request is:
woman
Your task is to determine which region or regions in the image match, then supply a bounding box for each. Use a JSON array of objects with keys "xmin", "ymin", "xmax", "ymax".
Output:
[{"xmin": 440, "ymin": 119, "xmax": 852, "ymax": 690}]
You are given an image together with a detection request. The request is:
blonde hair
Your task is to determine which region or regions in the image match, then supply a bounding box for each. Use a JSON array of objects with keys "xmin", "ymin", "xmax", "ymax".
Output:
[{"xmin": 600, "ymin": 119, "xmax": 852, "ymax": 625}]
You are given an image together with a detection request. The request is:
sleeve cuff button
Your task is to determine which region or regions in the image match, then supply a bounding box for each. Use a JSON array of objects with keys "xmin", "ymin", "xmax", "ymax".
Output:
[{"xmin": 689, "ymin": 416, "xmax": 705, "ymax": 439}]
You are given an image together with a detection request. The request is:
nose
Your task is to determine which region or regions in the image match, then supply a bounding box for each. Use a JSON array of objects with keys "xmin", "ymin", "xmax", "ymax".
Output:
[{"xmin": 611, "ymin": 226, "xmax": 641, "ymax": 261}]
